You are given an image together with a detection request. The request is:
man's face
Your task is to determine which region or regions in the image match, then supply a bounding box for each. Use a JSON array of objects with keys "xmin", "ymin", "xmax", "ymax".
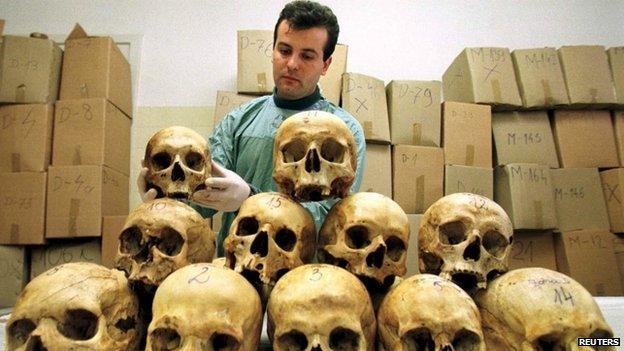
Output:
[{"xmin": 273, "ymin": 20, "xmax": 332, "ymax": 100}]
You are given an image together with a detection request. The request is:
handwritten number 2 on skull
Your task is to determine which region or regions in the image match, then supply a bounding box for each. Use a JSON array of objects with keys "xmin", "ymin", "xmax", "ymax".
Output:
[{"xmin": 188, "ymin": 266, "xmax": 211, "ymax": 284}]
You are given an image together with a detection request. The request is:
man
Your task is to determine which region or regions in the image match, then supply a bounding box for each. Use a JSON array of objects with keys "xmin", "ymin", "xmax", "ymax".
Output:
[{"xmin": 140, "ymin": 0, "xmax": 365, "ymax": 256}]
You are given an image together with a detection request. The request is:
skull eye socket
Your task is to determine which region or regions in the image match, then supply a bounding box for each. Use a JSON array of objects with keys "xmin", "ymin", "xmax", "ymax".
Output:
[
  {"xmin": 345, "ymin": 225, "xmax": 371, "ymax": 249},
  {"xmin": 482, "ymin": 230, "xmax": 509, "ymax": 258},
  {"xmin": 57, "ymin": 309, "xmax": 98, "ymax": 340},
  {"xmin": 329, "ymin": 327, "xmax": 360, "ymax": 351},
  {"xmin": 453, "ymin": 329, "xmax": 482, "ymax": 350},
  {"xmin": 282, "ymin": 140, "xmax": 307, "ymax": 163},
  {"xmin": 185, "ymin": 151, "xmax": 205, "ymax": 171},
  {"xmin": 211, "ymin": 333, "xmax": 239, "ymax": 351},
  {"xmin": 150, "ymin": 327, "xmax": 181, "ymax": 351},
  {"xmin": 119, "ymin": 226, "xmax": 142, "ymax": 255},
  {"xmin": 151, "ymin": 152, "xmax": 172, "ymax": 171},
  {"xmin": 275, "ymin": 228, "xmax": 297, "ymax": 252},
  {"xmin": 156, "ymin": 227, "xmax": 184, "ymax": 256},
  {"xmin": 321, "ymin": 138, "xmax": 346, "ymax": 163},
  {"xmin": 439, "ymin": 221, "xmax": 466, "ymax": 245},
  {"xmin": 237, "ymin": 217, "xmax": 259, "ymax": 236},
  {"xmin": 8, "ymin": 318, "xmax": 36, "ymax": 346},
  {"xmin": 277, "ymin": 330, "xmax": 308, "ymax": 351},
  {"xmin": 403, "ymin": 327, "xmax": 434, "ymax": 350},
  {"xmin": 386, "ymin": 236, "xmax": 406, "ymax": 261}
]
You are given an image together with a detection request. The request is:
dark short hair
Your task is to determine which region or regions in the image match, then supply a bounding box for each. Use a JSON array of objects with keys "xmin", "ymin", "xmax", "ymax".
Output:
[{"xmin": 273, "ymin": 0, "xmax": 339, "ymax": 61}]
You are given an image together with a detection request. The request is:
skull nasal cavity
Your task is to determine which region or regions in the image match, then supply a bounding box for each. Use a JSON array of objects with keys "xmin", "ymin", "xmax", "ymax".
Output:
[
  {"xmin": 26, "ymin": 335, "xmax": 45, "ymax": 351},
  {"xmin": 305, "ymin": 148, "xmax": 321, "ymax": 173},
  {"xmin": 251, "ymin": 231, "xmax": 269, "ymax": 257},
  {"xmin": 366, "ymin": 245, "xmax": 386, "ymax": 268},
  {"xmin": 463, "ymin": 237, "xmax": 481, "ymax": 261},
  {"xmin": 172, "ymin": 162, "xmax": 185, "ymax": 181}
]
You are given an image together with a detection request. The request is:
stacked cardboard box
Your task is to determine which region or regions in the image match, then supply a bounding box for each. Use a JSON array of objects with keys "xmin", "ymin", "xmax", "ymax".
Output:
[{"xmin": 237, "ymin": 30, "xmax": 274, "ymax": 95}]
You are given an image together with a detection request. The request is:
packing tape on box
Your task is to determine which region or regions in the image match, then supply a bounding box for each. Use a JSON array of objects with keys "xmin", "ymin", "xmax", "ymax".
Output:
[
  {"xmin": 541, "ymin": 79, "xmax": 553, "ymax": 105},
  {"xmin": 491, "ymin": 79, "xmax": 502, "ymax": 103},
  {"xmin": 589, "ymin": 88, "xmax": 598, "ymax": 103},
  {"xmin": 257, "ymin": 73, "xmax": 267, "ymax": 92},
  {"xmin": 533, "ymin": 200, "xmax": 543, "ymax": 228},
  {"xmin": 15, "ymin": 84, "xmax": 26, "ymax": 103},
  {"xmin": 415, "ymin": 175, "xmax": 425, "ymax": 213},
  {"xmin": 73, "ymin": 146, "xmax": 82, "ymax": 165},
  {"xmin": 363, "ymin": 121, "xmax": 373, "ymax": 139},
  {"xmin": 11, "ymin": 153, "xmax": 20, "ymax": 172},
  {"xmin": 465, "ymin": 145, "xmax": 475, "ymax": 166},
  {"xmin": 10, "ymin": 224, "xmax": 19, "ymax": 243},
  {"xmin": 80, "ymin": 83, "xmax": 89, "ymax": 98},
  {"xmin": 412, "ymin": 123, "xmax": 422, "ymax": 145},
  {"xmin": 69, "ymin": 198, "xmax": 80, "ymax": 236}
]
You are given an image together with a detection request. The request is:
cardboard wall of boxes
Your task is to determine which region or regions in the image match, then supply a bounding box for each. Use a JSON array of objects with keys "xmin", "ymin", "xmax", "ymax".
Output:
[{"xmin": 0, "ymin": 23, "xmax": 131, "ymax": 307}]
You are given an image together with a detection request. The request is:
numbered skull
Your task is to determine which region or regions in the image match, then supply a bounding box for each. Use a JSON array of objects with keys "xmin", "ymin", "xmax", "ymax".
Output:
[
  {"xmin": 273, "ymin": 110, "xmax": 357, "ymax": 201},
  {"xmin": 146, "ymin": 263, "xmax": 263, "ymax": 351},
  {"xmin": 115, "ymin": 198, "xmax": 215, "ymax": 290},
  {"xmin": 145, "ymin": 126, "xmax": 211, "ymax": 199},
  {"xmin": 318, "ymin": 192, "xmax": 410, "ymax": 291},
  {"xmin": 224, "ymin": 192, "xmax": 315, "ymax": 304},
  {"xmin": 378, "ymin": 274, "xmax": 486, "ymax": 351},
  {"xmin": 419, "ymin": 193, "xmax": 513, "ymax": 293},
  {"xmin": 475, "ymin": 268, "xmax": 614, "ymax": 350},
  {"xmin": 7, "ymin": 262, "xmax": 143, "ymax": 351},
  {"xmin": 268, "ymin": 264, "xmax": 376, "ymax": 351}
]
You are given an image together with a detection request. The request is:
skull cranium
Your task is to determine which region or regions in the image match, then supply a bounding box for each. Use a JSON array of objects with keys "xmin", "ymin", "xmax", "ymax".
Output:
[
  {"xmin": 419, "ymin": 193, "xmax": 513, "ymax": 293},
  {"xmin": 7, "ymin": 262, "xmax": 143, "ymax": 351},
  {"xmin": 144, "ymin": 126, "xmax": 211, "ymax": 200},
  {"xmin": 273, "ymin": 110, "xmax": 357, "ymax": 201}
]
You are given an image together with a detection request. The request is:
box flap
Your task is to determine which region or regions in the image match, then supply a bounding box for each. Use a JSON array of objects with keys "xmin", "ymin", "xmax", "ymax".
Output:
[
  {"xmin": 67, "ymin": 23, "xmax": 88, "ymax": 40},
  {"xmin": 0, "ymin": 19, "xmax": 5, "ymax": 36}
]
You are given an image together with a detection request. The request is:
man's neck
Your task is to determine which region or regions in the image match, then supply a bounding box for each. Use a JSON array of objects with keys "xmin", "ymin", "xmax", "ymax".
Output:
[{"xmin": 273, "ymin": 86, "xmax": 322, "ymax": 110}]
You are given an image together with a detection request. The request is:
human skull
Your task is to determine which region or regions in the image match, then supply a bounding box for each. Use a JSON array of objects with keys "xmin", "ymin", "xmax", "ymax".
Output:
[
  {"xmin": 475, "ymin": 268, "xmax": 614, "ymax": 350},
  {"xmin": 7, "ymin": 262, "xmax": 142, "ymax": 351},
  {"xmin": 146, "ymin": 263, "xmax": 263, "ymax": 351},
  {"xmin": 273, "ymin": 110, "xmax": 357, "ymax": 201},
  {"xmin": 377, "ymin": 274, "xmax": 486, "ymax": 351},
  {"xmin": 419, "ymin": 193, "xmax": 513, "ymax": 293},
  {"xmin": 145, "ymin": 126, "xmax": 211, "ymax": 200},
  {"xmin": 224, "ymin": 192, "xmax": 315, "ymax": 303},
  {"xmin": 268, "ymin": 264, "xmax": 376, "ymax": 351},
  {"xmin": 318, "ymin": 192, "xmax": 410, "ymax": 291},
  {"xmin": 115, "ymin": 198, "xmax": 215, "ymax": 290}
]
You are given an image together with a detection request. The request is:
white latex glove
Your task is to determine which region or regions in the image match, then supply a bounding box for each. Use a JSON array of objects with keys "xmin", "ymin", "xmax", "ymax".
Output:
[
  {"xmin": 137, "ymin": 159, "xmax": 157, "ymax": 202},
  {"xmin": 191, "ymin": 160, "xmax": 251, "ymax": 212}
]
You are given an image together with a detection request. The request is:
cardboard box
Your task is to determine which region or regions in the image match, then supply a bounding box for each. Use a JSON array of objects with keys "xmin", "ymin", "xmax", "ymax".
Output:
[
  {"xmin": 0, "ymin": 34, "xmax": 62, "ymax": 103},
  {"xmin": 237, "ymin": 30, "xmax": 274, "ymax": 94},
  {"xmin": 0, "ymin": 104, "xmax": 54, "ymax": 172},
  {"xmin": 511, "ymin": 48, "xmax": 569, "ymax": 109},
  {"xmin": 491, "ymin": 111, "xmax": 559, "ymax": 168},
  {"xmin": 392, "ymin": 145, "xmax": 444, "ymax": 214},
  {"xmin": 613, "ymin": 235, "xmax": 624, "ymax": 291},
  {"xmin": 30, "ymin": 238, "xmax": 101, "ymax": 280},
  {"xmin": 101, "ymin": 215, "xmax": 126, "ymax": 268},
  {"xmin": 52, "ymin": 98, "xmax": 130, "ymax": 175},
  {"xmin": 0, "ymin": 245, "xmax": 28, "ymax": 308},
  {"xmin": 213, "ymin": 91, "xmax": 255, "ymax": 126},
  {"xmin": 342, "ymin": 72, "xmax": 390, "ymax": 143},
  {"xmin": 608, "ymin": 47, "xmax": 624, "ymax": 106},
  {"xmin": 360, "ymin": 144, "xmax": 392, "ymax": 198},
  {"xmin": 60, "ymin": 24, "xmax": 132, "ymax": 117},
  {"xmin": 405, "ymin": 214, "xmax": 422, "ymax": 277},
  {"xmin": 442, "ymin": 47, "xmax": 522, "ymax": 110},
  {"xmin": 613, "ymin": 111, "xmax": 624, "ymax": 166},
  {"xmin": 319, "ymin": 44, "xmax": 347, "ymax": 105},
  {"xmin": 442, "ymin": 101, "xmax": 492, "ymax": 168},
  {"xmin": 444, "ymin": 165, "xmax": 493, "ymax": 199},
  {"xmin": 600, "ymin": 168, "xmax": 624, "ymax": 233},
  {"xmin": 508, "ymin": 231, "xmax": 557, "ymax": 271},
  {"xmin": 46, "ymin": 165, "xmax": 128, "ymax": 238},
  {"xmin": 555, "ymin": 230, "xmax": 623, "ymax": 296},
  {"xmin": 558, "ymin": 45, "xmax": 617, "ymax": 107},
  {"xmin": 494, "ymin": 164, "xmax": 557, "ymax": 230},
  {"xmin": 551, "ymin": 168, "xmax": 610, "ymax": 232},
  {"xmin": 386, "ymin": 80, "xmax": 442, "ymax": 146},
  {"xmin": 552, "ymin": 110, "xmax": 619, "ymax": 168},
  {"xmin": 0, "ymin": 172, "xmax": 47, "ymax": 244}
]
